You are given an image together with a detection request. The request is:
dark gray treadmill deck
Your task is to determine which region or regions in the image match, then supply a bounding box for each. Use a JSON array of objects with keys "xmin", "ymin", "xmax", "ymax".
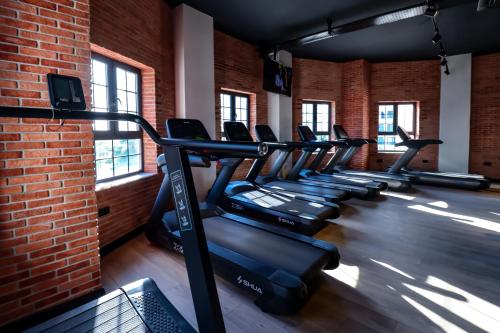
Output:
[
  {"xmin": 264, "ymin": 180, "xmax": 346, "ymax": 199},
  {"xmin": 204, "ymin": 216, "xmax": 329, "ymax": 280},
  {"xmin": 230, "ymin": 189, "xmax": 334, "ymax": 220}
]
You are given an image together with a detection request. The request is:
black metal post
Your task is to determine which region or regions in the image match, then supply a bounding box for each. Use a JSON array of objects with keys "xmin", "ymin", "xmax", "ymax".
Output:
[{"xmin": 163, "ymin": 145, "xmax": 226, "ymax": 333}]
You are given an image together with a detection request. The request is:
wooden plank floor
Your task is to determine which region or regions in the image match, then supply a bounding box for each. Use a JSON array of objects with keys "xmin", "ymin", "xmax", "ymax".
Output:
[{"xmin": 101, "ymin": 186, "xmax": 500, "ymax": 333}]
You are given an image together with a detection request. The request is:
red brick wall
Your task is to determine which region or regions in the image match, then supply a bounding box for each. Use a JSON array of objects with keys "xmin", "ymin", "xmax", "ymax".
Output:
[
  {"xmin": 291, "ymin": 58, "xmax": 442, "ymax": 172},
  {"xmin": 0, "ymin": 0, "xmax": 100, "ymax": 325},
  {"xmin": 470, "ymin": 53, "xmax": 500, "ymax": 179},
  {"xmin": 340, "ymin": 60, "xmax": 371, "ymax": 169},
  {"xmin": 368, "ymin": 60, "xmax": 441, "ymax": 171},
  {"xmin": 292, "ymin": 58, "xmax": 342, "ymax": 167},
  {"xmin": 90, "ymin": 0, "xmax": 175, "ymax": 246},
  {"xmin": 214, "ymin": 30, "xmax": 268, "ymax": 179}
]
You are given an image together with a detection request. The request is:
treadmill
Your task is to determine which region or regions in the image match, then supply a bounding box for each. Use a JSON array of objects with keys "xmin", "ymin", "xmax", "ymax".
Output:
[
  {"xmin": 329, "ymin": 124, "xmax": 414, "ymax": 191},
  {"xmin": 388, "ymin": 126, "xmax": 490, "ymax": 190},
  {"xmin": 146, "ymin": 118, "xmax": 341, "ymax": 314},
  {"xmin": 224, "ymin": 121, "xmax": 351, "ymax": 205},
  {"xmin": 198, "ymin": 121, "xmax": 341, "ymax": 235},
  {"xmin": 281, "ymin": 125, "xmax": 387, "ymax": 199},
  {"xmin": 4, "ymin": 74, "xmax": 220, "ymax": 332}
]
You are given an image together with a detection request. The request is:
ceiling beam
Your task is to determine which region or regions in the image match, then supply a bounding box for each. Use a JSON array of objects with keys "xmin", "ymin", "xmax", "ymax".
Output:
[{"xmin": 274, "ymin": 3, "xmax": 429, "ymax": 51}]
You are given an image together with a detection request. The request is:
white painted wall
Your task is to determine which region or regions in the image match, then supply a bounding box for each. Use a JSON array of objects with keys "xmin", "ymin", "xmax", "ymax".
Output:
[
  {"xmin": 174, "ymin": 4, "xmax": 216, "ymax": 199},
  {"xmin": 438, "ymin": 53, "xmax": 472, "ymax": 173},
  {"xmin": 267, "ymin": 50, "xmax": 293, "ymax": 175}
]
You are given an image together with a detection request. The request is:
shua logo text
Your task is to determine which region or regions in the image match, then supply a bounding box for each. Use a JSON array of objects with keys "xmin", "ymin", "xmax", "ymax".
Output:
[
  {"xmin": 278, "ymin": 217, "xmax": 295, "ymax": 225},
  {"xmin": 237, "ymin": 275, "xmax": 263, "ymax": 294}
]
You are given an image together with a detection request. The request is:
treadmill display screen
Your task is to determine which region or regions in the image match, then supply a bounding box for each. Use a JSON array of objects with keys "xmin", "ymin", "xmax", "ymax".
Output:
[
  {"xmin": 255, "ymin": 125, "xmax": 278, "ymax": 142},
  {"xmin": 297, "ymin": 126, "xmax": 317, "ymax": 142},
  {"xmin": 224, "ymin": 122, "xmax": 253, "ymax": 142},
  {"xmin": 167, "ymin": 119, "xmax": 211, "ymax": 140}
]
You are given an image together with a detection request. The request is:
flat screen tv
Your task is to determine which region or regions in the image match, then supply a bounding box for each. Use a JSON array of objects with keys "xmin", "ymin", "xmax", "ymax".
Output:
[{"xmin": 263, "ymin": 57, "xmax": 292, "ymax": 96}]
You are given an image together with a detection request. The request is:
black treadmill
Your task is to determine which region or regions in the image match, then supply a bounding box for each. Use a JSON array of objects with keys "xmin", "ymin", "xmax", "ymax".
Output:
[
  {"xmin": 225, "ymin": 122, "xmax": 352, "ymax": 204},
  {"xmin": 198, "ymin": 120, "xmax": 340, "ymax": 235},
  {"xmin": 278, "ymin": 125, "xmax": 387, "ymax": 199},
  {"xmin": 5, "ymin": 74, "xmax": 224, "ymax": 332},
  {"xmin": 388, "ymin": 126, "xmax": 490, "ymax": 190},
  {"xmin": 146, "ymin": 118, "xmax": 340, "ymax": 313},
  {"xmin": 329, "ymin": 124, "xmax": 414, "ymax": 191}
]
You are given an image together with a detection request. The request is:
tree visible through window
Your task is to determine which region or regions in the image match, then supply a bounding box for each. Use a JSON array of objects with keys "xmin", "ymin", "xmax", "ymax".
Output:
[
  {"xmin": 220, "ymin": 91, "xmax": 249, "ymax": 139},
  {"xmin": 91, "ymin": 54, "xmax": 143, "ymax": 181},
  {"xmin": 377, "ymin": 103, "xmax": 416, "ymax": 152},
  {"xmin": 302, "ymin": 101, "xmax": 331, "ymax": 141}
]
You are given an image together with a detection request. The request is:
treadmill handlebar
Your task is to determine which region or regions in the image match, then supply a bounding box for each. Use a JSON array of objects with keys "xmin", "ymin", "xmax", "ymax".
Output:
[{"xmin": 0, "ymin": 106, "xmax": 269, "ymax": 157}]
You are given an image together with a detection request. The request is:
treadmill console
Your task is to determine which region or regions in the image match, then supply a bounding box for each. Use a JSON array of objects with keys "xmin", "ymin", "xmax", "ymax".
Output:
[
  {"xmin": 166, "ymin": 119, "xmax": 211, "ymax": 140},
  {"xmin": 255, "ymin": 125, "xmax": 278, "ymax": 142},
  {"xmin": 333, "ymin": 124, "xmax": 349, "ymax": 140},
  {"xmin": 224, "ymin": 121, "xmax": 253, "ymax": 142},
  {"xmin": 297, "ymin": 125, "xmax": 317, "ymax": 142}
]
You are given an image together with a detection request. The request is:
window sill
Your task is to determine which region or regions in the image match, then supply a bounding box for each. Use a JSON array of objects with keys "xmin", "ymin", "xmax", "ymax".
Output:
[
  {"xmin": 377, "ymin": 151, "xmax": 405, "ymax": 154},
  {"xmin": 96, "ymin": 172, "xmax": 156, "ymax": 192}
]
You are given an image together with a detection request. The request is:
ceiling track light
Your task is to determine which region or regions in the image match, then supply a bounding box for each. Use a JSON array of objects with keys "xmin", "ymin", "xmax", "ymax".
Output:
[
  {"xmin": 440, "ymin": 57, "xmax": 448, "ymax": 66},
  {"xmin": 425, "ymin": 0, "xmax": 439, "ymax": 17},
  {"xmin": 432, "ymin": 31, "xmax": 442, "ymax": 45},
  {"xmin": 444, "ymin": 63, "xmax": 450, "ymax": 75}
]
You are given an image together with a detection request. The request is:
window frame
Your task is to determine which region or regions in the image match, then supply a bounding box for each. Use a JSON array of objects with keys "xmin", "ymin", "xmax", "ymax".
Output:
[
  {"xmin": 91, "ymin": 53, "xmax": 144, "ymax": 183},
  {"xmin": 377, "ymin": 102, "xmax": 417, "ymax": 152},
  {"xmin": 220, "ymin": 91, "xmax": 250, "ymax": 139},
  {"xmin": 301, "ymin": 101, "xmax": 331, "ymax": 141}
]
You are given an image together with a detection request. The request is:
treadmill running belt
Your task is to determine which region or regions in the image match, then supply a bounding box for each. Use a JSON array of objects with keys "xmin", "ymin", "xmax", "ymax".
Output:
[
  {"xmin": 230, "ymin": 189, "xmax": 332, "ymax": 220},
  {"xmin": 203, "ymin": 216, "xmax": 329, "ymax": 281}
]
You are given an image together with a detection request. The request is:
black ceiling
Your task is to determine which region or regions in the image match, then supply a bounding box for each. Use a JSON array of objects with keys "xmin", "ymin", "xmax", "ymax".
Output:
[{"xmin": 166, "ymin": 0, "xmax": 500, "ymax": 62}]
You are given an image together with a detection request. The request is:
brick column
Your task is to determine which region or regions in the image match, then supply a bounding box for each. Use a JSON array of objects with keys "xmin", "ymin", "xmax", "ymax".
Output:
[{"xmin": 341, "ymin": 60, "xmax": 371, "ymax": 169}]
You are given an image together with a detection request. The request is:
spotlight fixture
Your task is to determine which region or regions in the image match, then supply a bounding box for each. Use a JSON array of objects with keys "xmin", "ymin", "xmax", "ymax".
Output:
[
  {"xmin": 432, "ymin": 31, "xmax": 442, "ymax": 44},
  {"xmin": 424, "ymin": 7, "xmax": 438, "ymax": 17},
  {"xmin": 425, "ymin": 0, "xmax": 439, "ymax": 17},
  {"xmin": 477, "ymin": 0, "xmax": 496, "ymax": 11},
  {"xmin": 438, "ymin": 48, "xmax": 447, "ymax": 57},
  {"xmin": 444, "ymin": 64, "xmax": 450, "ymax": 75},
  {"xmin": 440, "ymin": 57, "xmax": 448, "ymax": 66}
]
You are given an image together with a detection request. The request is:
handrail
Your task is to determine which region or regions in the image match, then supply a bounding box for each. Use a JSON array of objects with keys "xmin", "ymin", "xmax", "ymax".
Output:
[{"xmin": 0, "ymin": 106, "xmax": 268, "ymax": 157}]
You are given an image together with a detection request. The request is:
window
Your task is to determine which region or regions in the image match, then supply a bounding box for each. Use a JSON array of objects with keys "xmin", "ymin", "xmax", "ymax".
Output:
[
  {"xmin": 91, "ymin": 54, "xmax": 143, "ymax": 182},
  {"xmin": 377, "ymin": 103, "xmax": 416, "ymax": 152},
  {"xmin": 220, "ymin": 91, "xmax": 249, "ymax": 139},
  {"xmin": 302, "ymin": 101, "xmax": 331, "ymax": 141}
]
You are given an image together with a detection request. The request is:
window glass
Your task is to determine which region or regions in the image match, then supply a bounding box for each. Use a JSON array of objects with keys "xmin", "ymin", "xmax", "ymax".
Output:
[
  {"xmin": 377, "ymin": 103, "xmax": 416, "ymax": 152},
  {"xmin": 220, "ymin": 92, "xmax": 249, "ymax": 139},
  {"xmin": 91, "ymin": 59, "xmax": 109, "ymax": 131},
  {"xmin": 92, "ymin": 55, "xmax": 143, "ymax": 181},
  {"xmin": 302, "ymin": 101, "xmax": 331, "ymax": 141}
]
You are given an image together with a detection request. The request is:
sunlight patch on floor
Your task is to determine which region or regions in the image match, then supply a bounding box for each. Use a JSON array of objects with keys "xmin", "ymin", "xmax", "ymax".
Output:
[
  {"xmin": 428, "ymin": 201, "xmax": 448, "ymax": 208},
  {"xmin": 325, "ymin": 263, "xmax": 359, "ymax": 288},
  {"xmin": 403, "ymin": 276, "xmax": 500, "ymax": 333},
  {"xmin": 489, "ymin": 212, "xmax": 500, "ymax": 216},
  {"xmin": 381, "ymin": 192, "xmax": 416, "ymax": 200},
  {"xmin": 370, "ymin": 259, "xmax": 415, "ymax": 280},
  {"xmin": 401, "ymin": 295, "xmax": 467, "ymax": 333},
  {"xmin": 408, "ymin": 204, "xmax": 500, "ymax": 233}
]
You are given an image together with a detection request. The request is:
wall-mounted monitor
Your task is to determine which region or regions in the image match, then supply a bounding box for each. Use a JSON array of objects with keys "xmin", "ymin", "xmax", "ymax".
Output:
[{"xmin": 263, "ymin": 57, "xmax": 292, "ymax": 96}]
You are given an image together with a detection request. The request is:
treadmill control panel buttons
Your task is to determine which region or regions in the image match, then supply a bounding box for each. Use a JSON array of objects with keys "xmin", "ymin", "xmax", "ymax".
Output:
[{"xmin": 170, "ymin": 170, "xmax": 193, "ymax": 231}]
